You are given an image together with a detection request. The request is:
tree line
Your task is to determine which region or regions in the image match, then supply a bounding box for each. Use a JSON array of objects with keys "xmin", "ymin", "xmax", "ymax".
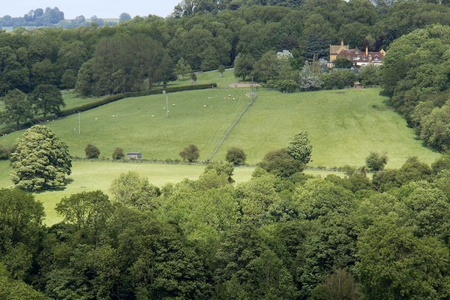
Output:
[
  {"xmin": 1, "ymin": 127, "xmax": 450, "ymax": 299},
  {"xmin": 0, "ymin": 0, "xmax": 449, "ymax": 97}
]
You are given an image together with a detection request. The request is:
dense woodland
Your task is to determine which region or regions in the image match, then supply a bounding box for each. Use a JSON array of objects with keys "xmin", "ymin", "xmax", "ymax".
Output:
[
  {"xmin": 2, "ymin": 0, "xmax": 450, "ymax": 299},
  {"xmin": 2, "ymin": 153, "xmax": 450, "ymax": 299},
  {"xmin": 1, "ymin": 0, "xmax": 450, "ymax": 148}
]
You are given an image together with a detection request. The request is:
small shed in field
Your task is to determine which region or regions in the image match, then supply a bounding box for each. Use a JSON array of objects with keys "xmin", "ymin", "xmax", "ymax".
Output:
[{"xmin": 127, "ymin": 152, "xmax": 142, "ymax": 159}]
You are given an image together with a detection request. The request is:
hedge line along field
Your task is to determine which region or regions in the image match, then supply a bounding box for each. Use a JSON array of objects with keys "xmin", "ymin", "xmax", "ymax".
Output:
[{"xmin": 2, "ymin": 87, "xmax": 441, "ymax": 169}]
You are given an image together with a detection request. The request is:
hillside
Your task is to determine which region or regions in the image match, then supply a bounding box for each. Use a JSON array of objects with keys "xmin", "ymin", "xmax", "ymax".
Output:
[{"xmin": 2, "ymin": 84, "xmax": 441, "ymax": 169}]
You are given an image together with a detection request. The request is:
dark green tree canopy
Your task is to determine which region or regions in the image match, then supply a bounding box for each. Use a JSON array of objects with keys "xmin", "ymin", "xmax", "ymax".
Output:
[
  {"xmin": 2, "ymin": 89, "xmax": 33, "ymax": 130},
  {"xmin": 225, "ymin": 147, "xmax": 247, "ymax": 165},
  {"xmin": 180, "ymin": 144, "xmax": 200, "ymax": 162},
  {"xmin": 10, "ymin": 125, "xmax": 72, "ymax": 191},
  {"xmin": 30, "ymin": 84, "xmax": 65, "ymax": 118}
]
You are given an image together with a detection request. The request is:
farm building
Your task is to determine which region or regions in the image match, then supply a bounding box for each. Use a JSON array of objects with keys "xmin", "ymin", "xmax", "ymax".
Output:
[{"xmin": 126, "ymin": 152, "xmax": 142, "ymax": 159}]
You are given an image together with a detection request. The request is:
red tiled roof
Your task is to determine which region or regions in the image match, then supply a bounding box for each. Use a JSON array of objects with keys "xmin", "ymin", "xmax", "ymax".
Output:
[{"xmin": 336, "ymin": 47, "xmax": 384, "ymax": 63}]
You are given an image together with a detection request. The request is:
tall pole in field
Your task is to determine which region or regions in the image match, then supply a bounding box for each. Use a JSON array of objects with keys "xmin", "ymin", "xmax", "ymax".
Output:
[
  {"xmin": 163, "ymin": 90, "xmax": 169, "ymax": 118},
  {"xmin": 78, "ymin": 111, "xmax": 81, "ymax": 134}
]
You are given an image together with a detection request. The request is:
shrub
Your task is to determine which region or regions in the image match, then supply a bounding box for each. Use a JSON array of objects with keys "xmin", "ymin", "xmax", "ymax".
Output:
[
  {"xmin": 366, "ymin": 152, "xmax": 388, "ymax": 171},
  {"xmin": 179, "ymin": 144, "xmax": 200, "ymax": 162},
  {"xmin": 286, "ymin": 131, "xmax": 312, "ymax": 164},
  {"xmin": 85, "ymin": 144, "xmax": 100, "ymax": 159},
  {"xmin": 226, "ymin": 147, "xmax": 247, "ymax": 165},
  {"xmin": 259, "ymin": 149, "xmax": 304, "ymax": 178},
  {"xmin": 112, "ymin": 147, "xmax": 125, "ymax": 160},
  {"xmin": 0, "ymin": 145, "xmax": 15, "ymax": 160}
]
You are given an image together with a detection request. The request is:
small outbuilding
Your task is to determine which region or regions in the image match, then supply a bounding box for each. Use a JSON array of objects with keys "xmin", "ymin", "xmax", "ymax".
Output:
[{"xmin": 127, "ymin": 152, "xmax": 142, "ymax": 159}]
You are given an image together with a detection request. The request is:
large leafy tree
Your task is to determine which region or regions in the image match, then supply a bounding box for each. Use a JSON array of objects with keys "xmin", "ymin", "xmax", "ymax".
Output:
[
  {"xmin": 0, "ymin": 188, "xmax": 45, "ymax": 281},
  {"xmin": 233, "ymin": 53, "xmax": 255, "ymax": 81},
  {"xmin": 2, "ymin": 89, "xmax": 33, "ymax": 130},
  {"xmin": 10, "ymin": 125, "xmax": 72, "ymax": 191},
  {"xmin": 110, "ymin": 171, "xmax": 161, "ymax": 211},
  {"xmin": 30, "ymin": 84, "xmax": 65, "ymax": 118},
  {"xmin": 357, "ymin": 218, "xmax": 450, "ymax": 299}
]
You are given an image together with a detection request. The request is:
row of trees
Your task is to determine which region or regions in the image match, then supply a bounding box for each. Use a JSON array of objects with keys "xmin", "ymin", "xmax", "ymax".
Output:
[
  {"xmin": 2, "ymin": 139, "xmax": 450, "ymax": 298},
  {"xmin": 1, "ymin": 84, "xmax": 64, "ymax": 129},
  {"xmin": 0, "ymin": 7, "xmax": 64, "ymax": 27},
  {"xmin": 380, "ymin": 24, "xmax": 450, "ymax": 152},
  {"xmin": 234, "ymin": 49, "xmax": 381, "ymax": 92},
  {"xmin": 0, "ymin": 0, "xmax": 448, "ymax": 98}
]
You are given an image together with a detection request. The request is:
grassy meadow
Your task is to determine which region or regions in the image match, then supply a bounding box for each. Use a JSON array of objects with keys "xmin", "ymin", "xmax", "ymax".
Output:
[
  {"xmin": 2, "ymin": 86, "xmax": 441, "ymax": 168},
  {"xmin": 0, "ymin": 70, "xmax": 443, "ymax": 224}
]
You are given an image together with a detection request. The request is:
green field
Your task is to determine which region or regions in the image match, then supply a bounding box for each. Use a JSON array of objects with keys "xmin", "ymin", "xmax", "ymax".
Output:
[
  {"xmin": 0, "ymin": 80, "xmax": 443, "ymax": 225},
  {"xmin": 2, "ymin": 87, "xmax": 441, "ymax": 168}
]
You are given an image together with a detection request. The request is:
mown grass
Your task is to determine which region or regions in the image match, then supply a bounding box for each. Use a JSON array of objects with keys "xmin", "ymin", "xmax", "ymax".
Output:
[
  {"xmin": 3, "ymin": 88, "xmax": 251, "ymax": 161},
  {"xmin": 2, "ymin": 87, "xmax": 441, "ymax": 169},
  {"xmin": 165, "ymin": 68, "xmax": 236, "ymax": 88},
  {"xmin": 214, "ymin": 88, "xmax": 441, "ymax": 168}
]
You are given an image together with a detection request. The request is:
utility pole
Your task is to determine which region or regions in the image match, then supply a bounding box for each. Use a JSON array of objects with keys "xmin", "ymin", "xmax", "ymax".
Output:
[
  {"xmin": 163, "ymin": 90, "xmax": 169, "ymax": 118},
  {"xmin": 78, "ymin": 111, "xmax": 81, "ymax": 134}
]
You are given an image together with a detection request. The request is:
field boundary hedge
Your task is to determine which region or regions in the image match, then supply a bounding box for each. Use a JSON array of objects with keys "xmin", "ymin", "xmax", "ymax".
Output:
[
  {"xmin": 208, "ymin": 86, "xmax": 258, "ymax": 161},
  {"xmin": 59, "ymin": 83, "xmax": 218, "ymax": 117}
]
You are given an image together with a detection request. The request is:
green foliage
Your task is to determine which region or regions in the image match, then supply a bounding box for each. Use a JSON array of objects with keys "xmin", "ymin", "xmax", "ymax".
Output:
[
  {"xmin": 214, "ymin": 223, "xmax": 295, "ymax": 299},
  {"xmin": 260, "ymin": 149, "xmax": 304, "ymax": 178},
  {"xmin": 85, "ymin": 144, "xmax": 100, "ymax": 159},
  {"xmin": 252, "ymin": 50, "xmax": 280, "ymax": 83},
  {"xmin": 0, "ymin": 145, "xmax": 15, "ymax": 160},
  {"xmin": 286, "ymin": 131, "xmax": 312, "ymax": 164},
  {"xmin": 365, "ymin": 152, "xmax": 388, "ymax": 171},
  {"xmin": 225, "ymin": 147, "xmax": 247, "ymax": 165},
  {"xmin": 311, "ymin": 268, "xmax": 363, "ymax": 300},
  {"xmin": 180, "ymin": 144, "xmax": 200, "ymax": 162},
  {"xmin": 294, "ymin": 179, "xmax": 355, "ymax": 220},
  {"xmin": 373, "ymin": 156, "xmax": 433, "ymax": 191},
  {"xmin": 30, "ymin": 84, "xmax": 65, "ymax": 118},
  {"xmin": 299, "ymin": 63, "xmax": 324, "ymax": 91},
  {"xmin": 10, "ymin": 125, "xmax": 71, "ymax": 191},
  {"xmin": 321, "ymin": 69, "xmax": 357, "ymax": 90},
  {"xmin": 233, "ymin": 53, "xmax": 255, "ymax": 81},
  {"xmin": 0, "ymin": 188, "xmax": 45, "ymax": 280},
  {"xmin": 358, "ymin": 64, "xmax": 380, "ymax": 86},
  {"xmin": 55, "ymin": 190, "xmax": 114, "ymax": 245},
  {"xmin": 111, "ymin": 147, "xmax": 124, "ymax": 160},
  {"xmin": 357, "ymin": 218, "xmax": 450, "ymax": 299},
  {"xmin": 2, "ymin": 89, "xmax": 33, "ymax": 129},
  {"xmin": 333, "ymin": 57, "xmax": 353, "ymax": 68},
  {"xmin": 175, "ymin": 57, "xmax": 192, "ymax": 78},
  {"xmin": 0, "ymin": 263, "xmax": 45, "ymax": 299},
  {"xmin": 110, "ymin": 171, "xmax": 161, "ymax": 211},
  {"xmin": 218, "ymin": 65, "xmax": 226, "ymax": 77}
]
